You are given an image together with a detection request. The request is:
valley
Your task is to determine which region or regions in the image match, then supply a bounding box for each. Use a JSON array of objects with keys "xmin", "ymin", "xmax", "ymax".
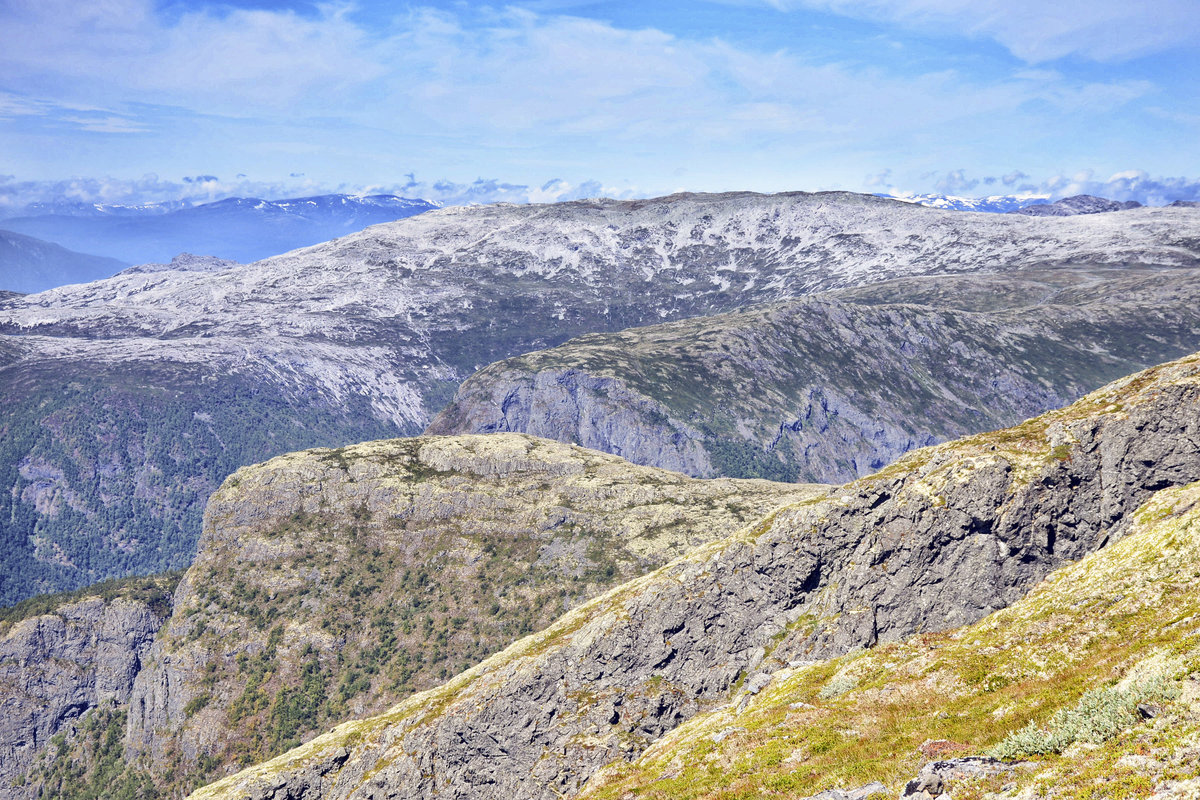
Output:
[{"xmin": 3, "ymin": 193, "xmax": 1199, "ymax": 602}]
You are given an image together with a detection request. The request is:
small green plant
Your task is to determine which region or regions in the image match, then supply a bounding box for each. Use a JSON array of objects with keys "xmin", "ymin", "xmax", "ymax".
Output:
[{"xmin": 184, "ymin": 693, "xmax": 212, "ymax": 717}]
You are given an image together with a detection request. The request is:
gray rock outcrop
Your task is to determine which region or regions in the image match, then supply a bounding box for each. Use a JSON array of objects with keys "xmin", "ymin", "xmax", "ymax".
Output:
[{"xmin": 0, "ymin": 593, "xmax": 168, "ymax": 796}]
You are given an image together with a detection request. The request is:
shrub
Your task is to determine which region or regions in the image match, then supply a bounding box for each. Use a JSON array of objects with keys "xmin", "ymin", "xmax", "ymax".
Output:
[{"xmin": 989, "ymin": 663, "xmax": 1182, "ymax": 760}]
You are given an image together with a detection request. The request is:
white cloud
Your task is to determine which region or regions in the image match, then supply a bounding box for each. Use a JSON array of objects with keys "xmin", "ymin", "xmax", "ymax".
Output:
[
  {"xmin": 0, "ymin": 0, "xmax": 382, "ymax": 111},
  {"xmin": 59, "ymin": 115, "xmax": 150, "ymax": 134},
  {"xmin": 0, "ymin": 172, "xmax": 643, "ymax": 214},
  {"xmin": 0, "ymin": 1, "xmax": 1157, "ymax": 146},
  {"xmin": 934, "ymin": 168, "xmax": 979, "ymax": 194},
  {"xmin": 715, "ymin": 0, "xmax": 1200, "ymax": 62}
]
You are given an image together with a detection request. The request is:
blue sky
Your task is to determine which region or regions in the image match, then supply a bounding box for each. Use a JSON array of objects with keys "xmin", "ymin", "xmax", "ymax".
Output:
[{"xmin": 1, "ymin": 0, "xmax": 1198, "ymax": 208}]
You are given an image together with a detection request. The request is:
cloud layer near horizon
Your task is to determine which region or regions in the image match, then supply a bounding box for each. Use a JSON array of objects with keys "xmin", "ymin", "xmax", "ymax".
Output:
[{"xmin": 2, "ymin": 168, "xmax": 1198, "ymax": 215}]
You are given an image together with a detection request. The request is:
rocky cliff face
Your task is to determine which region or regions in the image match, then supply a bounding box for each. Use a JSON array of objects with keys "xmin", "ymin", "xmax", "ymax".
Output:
[
  {"xmin": 3, "ymin": 193, "xmax": 1198, "ymax": 601},
  {"xmin": 579, "ymin": 480, "xmax": 1200, "ymax": 800},
  {"xmin": 0, "ymin": 577, "xmax": 175, "ymax": 797},
  {"xmin": 430, "ymin": 267, "xmax": 1200, "ymax": 484},
  {"xmin": 118, "ymin": 434, "xmax": 821, "ymax": 792},
  {"xmin": 190, "ymin": 351, "xmax": 1200, "ymax": 800}
]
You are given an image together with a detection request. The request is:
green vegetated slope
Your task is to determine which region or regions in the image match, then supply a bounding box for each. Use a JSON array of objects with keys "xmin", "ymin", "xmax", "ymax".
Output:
[
  {"xmin": 430, "ymin": 267, "xmax": 1200, "ymax": 483},
  {"xmin": 579, "ymin": 480, "xmax": 1200, "ymax": 800},
  {"xmin": 71, "ymin": 434, "xmax": 817, "ymax": 797},
  {"xmin": 190, "ymin": 352, "xmax": 1200, "ymax": 800},
  {"xmin": 0, "ymin": 357, "xmax": 403, "ymax": 605}
]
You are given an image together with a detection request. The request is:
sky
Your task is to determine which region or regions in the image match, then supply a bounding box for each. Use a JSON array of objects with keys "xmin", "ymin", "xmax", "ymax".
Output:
[{"xmin": 1, "ymin": 0, "xmax": 1199, "ymax": 209}]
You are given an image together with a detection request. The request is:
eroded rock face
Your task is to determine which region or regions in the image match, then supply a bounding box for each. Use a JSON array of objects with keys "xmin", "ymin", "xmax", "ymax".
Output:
[
  {"xmin": 430, "ymin": 368, "xmax": 715, "ymax": 476},
  {"xmin": 123, "ymin": 433, "xmax": 823, "ymax": 787},
  {"xmin": 430, "ymin": 268, "xmax": 1200, "ymax": 485},
  {"xmin": 0, "ymin": 594, "xmax": 167, "ymax": 796},
  {"xmin": 191, "ymin": 353, "xmax": 1200, "ymax": 800}
]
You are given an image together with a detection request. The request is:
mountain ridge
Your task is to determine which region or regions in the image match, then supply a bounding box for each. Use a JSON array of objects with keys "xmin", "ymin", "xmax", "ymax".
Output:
[
  {"xmin": 0, "ymin": 229, "xmax": 129, "ymax": 294},
  {"xmin": 188, "ymin": 349, "xmax": 1200, "ymax": 800},
  {"xmin": 429, "ymin": 266, "xmax": 1200, "ymax": 483},
  {"xmin": 0, "ymin": 193, "xmax": 439, "ymax": 289}
]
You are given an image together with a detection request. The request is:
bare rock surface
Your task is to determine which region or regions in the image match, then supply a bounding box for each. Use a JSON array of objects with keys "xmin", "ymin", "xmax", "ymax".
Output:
[{"xmin": 0, "ymin": 590, "xmax": 170, "ymax": 796}]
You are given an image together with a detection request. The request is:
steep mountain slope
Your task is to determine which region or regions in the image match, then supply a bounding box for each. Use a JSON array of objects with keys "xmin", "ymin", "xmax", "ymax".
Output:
[
  {"xmin": 579, "ymin": 480, "xmax": 1200, "ymax": 800},
  {"xmin": 0, "ymin": 574, "xmax": 178, "ymax": 794},
  {"xmin": 5, "ymin": 435, "xmax": 820, "ymax": 799},
  {"xmin": 0, "ymin": 194, "xmax": 439, "ymax": 279},
  {"xmin": 430, "ymin": 267, "xmax": 1200, "ymax": 483},
  {"xmin": 0, "ymin": 358, "xmax": 403, "ymax": 605},
  {"xmin": 3, "ymin": 192, "xmax": 1198, "ymax": 603},
  {"xmin": 0, "ymin": 230, "xmax": 129, "ymax": 293},
  {"xmin": 190, "ymin": 350, "xmax": 1200, "ymax": 800}
]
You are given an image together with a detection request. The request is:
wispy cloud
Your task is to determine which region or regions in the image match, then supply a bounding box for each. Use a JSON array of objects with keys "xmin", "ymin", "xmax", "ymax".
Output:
[
  {"xmin": 0, "ymin": 3, "xmax": 1162, "ymax": 147},
  {"xmin": 58, "ymin": 115, "xmax": 150, "ymax": 134},
  {"xmin": 711, "ymin": 0, "xmax": 1200, "ymax": 62}
]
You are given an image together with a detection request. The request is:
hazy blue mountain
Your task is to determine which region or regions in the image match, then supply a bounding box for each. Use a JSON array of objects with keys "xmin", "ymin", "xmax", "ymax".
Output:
[
  {"xmin": 0, "ymin": 230, "xmax": 129, "ymax": 293},
  {"xmin": 0, "ymin": 194, "xmax": 439, "ymax": 285},
  {"xmin": 1010, "ymin": 194, "xmax": 1143, "ymax": 216},
  {"xmin": 877, "ymin": 192, "xmax": 1050, "ymax": 212}
]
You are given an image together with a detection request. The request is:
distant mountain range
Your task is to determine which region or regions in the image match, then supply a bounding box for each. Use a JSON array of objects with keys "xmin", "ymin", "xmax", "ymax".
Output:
[
  {"xmin": 1009, "ymin": 194, "xmax": 1142, "ymax": 216},
  {"xmin": 6, "ymin": 191, "xmax": 1181, "ymax": 294},
  {"xmin": 879, "ymin": 192, "xmax": 1049, "ymax": 212},
  {"xmin": 0, "ymin": 230, "xmax": 129, "ymax": 294},
  {"xmin": 0, "ymin": 193, "xmax": 439, "ymax": 291},
  {"xmin": 881, "ymin": 191, "xmax": 1198, "ymax": 215}
]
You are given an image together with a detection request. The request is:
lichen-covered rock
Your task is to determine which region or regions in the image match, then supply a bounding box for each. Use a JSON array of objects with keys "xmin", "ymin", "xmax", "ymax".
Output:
[{"xmin": 190, "ymin": 352, "xmax": 1200, "ymax": 800}]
